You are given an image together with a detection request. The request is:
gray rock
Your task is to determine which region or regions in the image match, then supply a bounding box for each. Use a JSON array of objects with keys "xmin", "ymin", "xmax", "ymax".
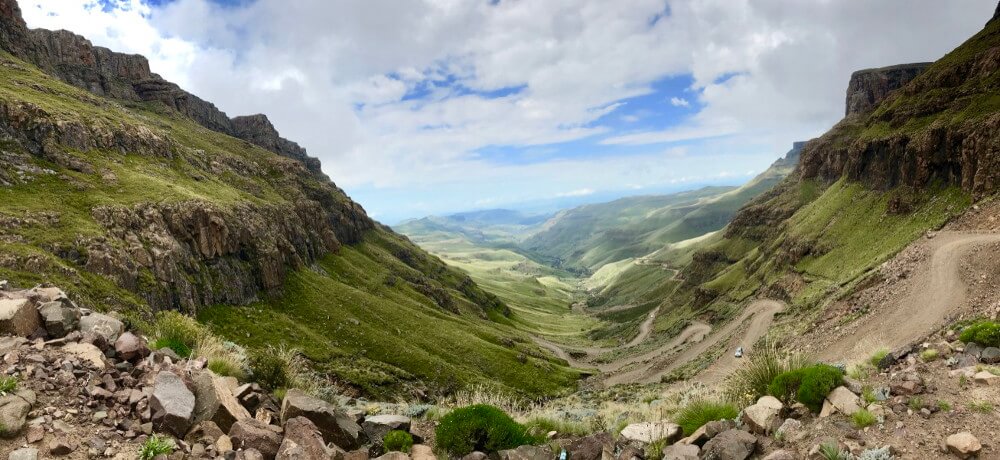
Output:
[
  {"xmin": 113, "ymin": 332, "xmax": 149, "ymax": 362},
  {"xmin": 964, "ymin": 342, "xmax": 984, "ymax": 358},
  {"xmin": 762, "ymin": 450, "xmax": 796, "ymax": 460},
  {"xmin": 79, "ymin": 313, "xmax": 124, "ymax": 342},
  {"xmin": 277, "ymin": 417, "xmax": 333, "ymax": 460},
  {"xmin": 618, "ymin": 421, "xmax": 682, "ymax": 444},
  {"xmin": 661, "ymin": 444, "xmax": 699, "ymax": 460},
  {"xmin": 236, "ymin": 448, "xmax": 266, "ymax": 460},
  {"xmin": 980, "ymin": 347, "xmax": 1000, "ymax": 364},
  {"xmin": 280, "ymin": 389, "xmax": 363, "ymax": 450},
  {"xmin": 700, "ymin": 429, "xmax": 756, "ymax": 460},
  {"xmin": 461, "ymin": 453, "xmax": 486, "ymax": 460},
  {"xmin": 494, "ymin": 445, "xmax": 552, "ymax": 460},
  {"xmin": 229, "ymin": 419, "xmax": 282, "ymax": 460},
  {"xmin": 362, "ymin": 414, "xmax": 410, "ymax": 447},
  {"xmin": 741, "ymin": 396, "xmax": 784, "ymax": 434},
  {"xmin": 8, "ymin": 447, "xmax": 38, "ymax": 460},
  {"xmin": 192, "ymin": 370, "xmax": 251, "ymax": 432},
  {"xmin": 564, "ymin": 432, "xmax": 613, "ymax": 460},
  {"xmin": 150, "ymin": 371, "xmax": 196, "ymax": 437},
  {"xmin": 37, "ymin": 301, "xmax": 80, "ymax": 338},
  {"xmin": 704, "ymin": 420, "xmax": 736, "ymax": 439},
  {"xmin": 0, "ymin": 392, "xmax": 32, "ymax": 438},
  {"xmin": 0, "ymin": 298, "xmax": 41, "ymax": 337}
]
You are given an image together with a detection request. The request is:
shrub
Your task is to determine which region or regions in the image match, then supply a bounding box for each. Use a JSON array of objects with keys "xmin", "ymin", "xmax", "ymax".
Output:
[
  {"xmin": 768, "ymin": 364, "xmax": 844, "ymax": 413},
  {"xmin": 851, "ymin": 409, "xmax": 876, "ymax": 428},
  {"xmin": 0, "ymin": 376, "xmax": 17, "ymax": 396},
  {"xmin": 868, "ymin": 349, "xmax": 889, "ymax": 367},
  {"xmin": 673, "ymin": 400, "xmax": 739, "ymax": 436},
  {"xmin": 383, "ymin": 430, "xmax": 414, "ymax": 453},
  {"xmin": 151, "ymin": 311, "xmax": 203, "ymax": 358},
  {"xmin": 138, "ymin": 434, "xmax": 175, "ymax": 460},
  {"xmin": 959, "ymin": 321, "xmax": 1000, "ymax": 347},
  {"xmin": 919, "ymin": 349, "xmax": 939, "ymax": 362},
  {"xmin": 435, "ymin": 404, "xmax": 536, "ymax": 455},
  {"xmin": 723, "ymin": 339, "xmax": 813, "ymax": 407},
  {"xmin": 249, "ymin": 346, "xmax": 297, "ymax": 391}
]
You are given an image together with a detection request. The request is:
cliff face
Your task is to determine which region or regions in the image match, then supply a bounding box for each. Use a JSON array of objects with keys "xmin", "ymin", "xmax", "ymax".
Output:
[
  {"xmin": 0, "ymin": 0, "xmax": 320, "ymax": 173},
  {"xmin": 845, "ymin": 63, "xmax": 931, "ymax": 116}
]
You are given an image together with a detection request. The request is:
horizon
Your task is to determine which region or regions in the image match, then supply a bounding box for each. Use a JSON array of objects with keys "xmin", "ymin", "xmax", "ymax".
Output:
[{"xmin": 18, "ymin": 0, "xmax": 996, "ymax": 223}]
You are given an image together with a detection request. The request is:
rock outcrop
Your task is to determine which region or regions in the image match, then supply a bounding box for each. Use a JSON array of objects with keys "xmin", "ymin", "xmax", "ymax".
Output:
[
  {"xmin": 845, "ymin": 63, "xmax": 931, "ymax": 116},
  {"xmin": 0, "ymin": 0, "xmax": 322, "ymax": 172}
]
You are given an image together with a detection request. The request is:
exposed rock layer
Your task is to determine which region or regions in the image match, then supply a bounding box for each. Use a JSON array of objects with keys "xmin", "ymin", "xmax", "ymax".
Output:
[{"xmin": 845, "ymin": 63, "xmax": 931, "ymax": 116}]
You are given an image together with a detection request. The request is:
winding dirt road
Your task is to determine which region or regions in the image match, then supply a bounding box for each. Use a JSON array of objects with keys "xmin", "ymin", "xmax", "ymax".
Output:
[{"xmin": 817, "ymin": 231, "xmax": 1000, "ymax": 362}]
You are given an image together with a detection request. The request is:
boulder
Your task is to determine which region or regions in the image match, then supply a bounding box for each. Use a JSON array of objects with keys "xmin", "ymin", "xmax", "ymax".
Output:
[
  {"xmin": 618, "ymin": 421, "xmax": 682, "ymax": 444},
  {"xmin": 825, "ymin": 387, "xmax": 861, "ymax": 416},
  {"xmin": 495, "ymin": 445, "xmax": 553, "ymax": 460},
  {"xmin": 704, "ymin": 420, "xmax": 735, "ymax": 438},
  {"xmin": 0, "ymin": 299, "xmax": 41, "ymax": 337},
  {"xmin": 362, "ymin": 414, "xmax": 411, "ymax": 446},
  {"xmin": 62, "ymin": 342, "xmax": 106, "ymax": 369},
  {"xmin": 741, "ymin": 396, "xmax": 784, "ymax": 434},
  {"xmin": 762, "ymin": 450, "xmax": 796, "ymax": 460},
  {"xmin": 280, "ymin": 389, "xmax": 363, "ymax": 449},
  {"xmin": 8, "ymin": 447, "xmax": 38, "ymax": 460},
  {"xmin": 678, "ymin": 425, "xmax": 708, "ymax": 446},
  {"xmin": 47, "ymin": 438, "xmax": 76, "ymax": 456},
  {"xmin": 277, "ymin": 417, "xmax": 331, "ymax": 460},
  {"xmin": 661, "ymin": 444, "xmax": 699, "ymax": 460},
  {"xmin": 973, "ymin": 371, "xmax": 1000, "ymax": 385},
  {"xmin": 965, "ymin": 342, "xmax": 984, "ymax": 358},
  {"xmin": 945, "ymin": 432, "xmax": 981, "ymax": 459},
  {"xmin": 461, "ymin": 453, "xmax": 487, "ymax": 460},
  {"xmin": 981, "ymin": 347, "xmax": 1000, "ymax": 364},
  {"xmin": 775, "ymin": 418, "xmax": 805, "ymax": 443},
  {"xmin": 78, "ymin": 312, "xmax": 124, "ymax": 342},
  {"xmin": 0, "ymin": 392, "xmax": 32, "ymax": 438},
  {"xmin": 953, "ymin": 353, "xmax": 980, "ymax": 369},
  {"xmin": 113, "ymin": 332, "xmax": 149, "ymax": 362},
  {"xmin": 700, "ymin": 429, "xmax": 756, "ymax": 460},
  {"xmin": 564, "ymin": 432, "xmax": 613, "ymax": 460},
  {"xmin": 410, "ymin": 445, "xmax": 434, "ymax": 460},
  {"xmin": 372, "ymin": 454, "xmax": 408, "ymax": 460},
  {"xmin": 230, "ymin": 419, "xmax": 283, "ymax": 460},
  {"xmin": 192, "ymin": 370, "xmax": 251, "ymax": 432},
  {"xmin": 150, "ymin": 371, "xmax": 196, "ymax": 437},
  {"xmin": 185, "ymin": 420, "xmax": 226, "ymax": 445},
  {"xmin": 37, "ymin": 301, "xmax": 80, "ymax": 338},
  {"xmin": 236, "ymin": 448, "xmax": 266, "ymax": 460}
]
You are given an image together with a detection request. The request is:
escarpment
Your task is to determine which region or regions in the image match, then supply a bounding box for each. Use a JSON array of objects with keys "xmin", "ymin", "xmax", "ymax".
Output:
[
  {"xmin": 845, "ymin": 63, "xmax": 931, "ymax": 116},
  {"xmin": 0, "ymin": 0, "xmax": 320, "ymax": 173}
]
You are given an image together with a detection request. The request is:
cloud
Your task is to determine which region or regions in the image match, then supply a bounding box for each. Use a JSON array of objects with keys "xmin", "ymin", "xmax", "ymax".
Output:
[
  {"xmin": 556, "ymin": 188, "xmax": 595, "ymax": 198},
  {"xmin": 19, "ymin": 0, "xmax": 998, "ymax": 220}
]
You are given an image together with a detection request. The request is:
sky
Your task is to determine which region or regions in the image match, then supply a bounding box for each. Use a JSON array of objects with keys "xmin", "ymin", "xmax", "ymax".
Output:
[{"xmin": 19, "ymin": 0, "xmax": 997, "ymax": 223}]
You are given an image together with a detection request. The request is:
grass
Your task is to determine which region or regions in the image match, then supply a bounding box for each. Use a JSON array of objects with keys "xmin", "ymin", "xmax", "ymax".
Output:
[
  {"xmin": 673, "ymin": 400, "xmax": 739, "ymax": 436},
  {"xmin": 818, "ymin": 442, "xmax": 851, "ymax": 460},
  {"xmin": 869, "ymin": 349, "xmax": 890, "ymax": 367},
  {"xmin": 138, "ymin": 434, "xmax": 175, "ymax": 460},
  {"xmin": 0, "ymin": 376, "xmax": 17, "ymax": 396},
  {"xmin": 938, "ymin": 400, "xmax": 952, "ymax": 412},
  {"xmin": 908, "ymin": 397, "xmax": 924, "ymax": 412},
  {"xmin": 967, "ymin": 401, "xmax": 994, "ymax": 413},
  {"xmin": 861, "ymin": 386, "xmax": 877, "ymax": 405},
  {"xmin": 851, "ymin": 409, "xmax": 877, "ymax": 428},
  {"xmin": 523, "ymin": 417, "xmax": 589, "ymax": 438},
  {"xmin": 723, "ymin": 339, "xmax": 812, "ymax": 407},
  {"xmin": 919, "ymin": 349, "xmax": 939, "ymax": 362}
]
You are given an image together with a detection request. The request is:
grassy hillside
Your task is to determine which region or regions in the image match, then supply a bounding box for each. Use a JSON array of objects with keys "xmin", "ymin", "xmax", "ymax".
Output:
[{"xmin": 0, "ymin": 48, "xmax": 579, "ymax": 398}]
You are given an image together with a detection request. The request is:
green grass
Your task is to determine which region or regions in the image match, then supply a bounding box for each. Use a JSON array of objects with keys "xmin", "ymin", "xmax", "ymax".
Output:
[
  {"xmin": 383, "ymin": 430, "xmax": 414, "ymax": 453},
  {"xmin": 0, "ymin": 376, "xmax": 17, "ymax": 396},
  {"xmin": 138, "ymin": 435, "xmax": 175, "ymax": 460},
  {"xmin": 673, "ymin": 400, "xmax": 739, "ymax": 436},
  {"xmin": 851, "ymin": 409, "xmax": 877, "ymax": 428},
  {"xmin": 967, "ymin": 401, "xmax": 994, "ymax": 413}
]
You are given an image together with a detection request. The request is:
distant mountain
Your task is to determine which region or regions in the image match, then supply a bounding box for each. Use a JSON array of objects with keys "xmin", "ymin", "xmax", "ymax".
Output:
[{"xmin": 395, "ymin": 209, "xmax": 552, "ymax": 246}]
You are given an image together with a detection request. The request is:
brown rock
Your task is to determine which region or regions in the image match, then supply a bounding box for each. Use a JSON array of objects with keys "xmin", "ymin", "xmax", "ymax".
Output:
[
  {"xmin": 700, "ymin": 430, "xmax": 756, "ymax": 460},
  {"xmin": 150, "ymin": 371, "xmax": 196, "ymax": 437},
  {"xmin": 48, "ymin": 437, "xmax": 76, "ymax": 456},
  {"xmin": 277, "ymin": 417, "xmax": 331, "ymax": 460},
  {"xmin": 192, "ymin": 370, "xmax": 251, "ymax": 432},
  {"xmin": 280, "ymin": 389, "xmax": 363, "ymax": 449},
  {"xmin": 945, "ymin": 432, "xmax": 981, "ymax": 459},
  {"xmin": 0, "ymin": 298, "xmax": 41, "ymax": 337},
  {"xmin": 564, "ymin": 432, "xmax": 613, "ymax": 460},
  {"xmin": 113, "ymin": 332, "xmax": 149, "ymax": 362},
  {"xmin": 229, "ymin": 419, "xmax": 282, "ymax": 460}
]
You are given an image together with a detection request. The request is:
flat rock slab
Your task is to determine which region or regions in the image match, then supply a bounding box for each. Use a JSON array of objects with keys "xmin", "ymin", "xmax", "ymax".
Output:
[
  {"xmin": 151, "ymin": 371, "xmax": 196, "ymax": 437},
  {"xmin": 192, "ymin": 370, "xmax": 251, "ymax": 432},
  {"xmin": 0, "ymin": 298, "xmax": 41, "ymax": 337},
  {"xmin": 619, "ymin": 421, "xmax": 681, "ymax": 444},
  {"xmin": 79, "ymin": 313, "xmax": 124, "ymax": 342},
  {"xmin": 62, "ymin": 342, "xmax": 106, "ymax": 370}
]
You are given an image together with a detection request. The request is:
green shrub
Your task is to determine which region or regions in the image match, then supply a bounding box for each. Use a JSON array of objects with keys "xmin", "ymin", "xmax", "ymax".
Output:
[
  {"xmin": 435, "ymin": 404, "xmax": 536, "ymax": 455},
  {"xmin": 959, "ymin": 321, "xmax": 1000, "ymax": 347},
  {"xmin": 919, "ymin": 349, "xmax": 939, "ymax": 362},
  {"xmin": 722, "ymin": 339, "xmax": 813, "ymax": 407},
  {"xmin": 138, "ymin": 434, "xmax": 175, "ymax": 460},
  {"xmin": 151, "ymin": 311, "xmax": 203, "ymax": 358},
  {"xmin": 249, "ymin": 346, "xmax": 294, "ymax": 391},
  {"xmin": 868, "ymin": 349, "xmax": 889, "ymax": 367},
  {"xmin": 768, "ymin": 364, "xmax": 844, "ymax": 412},
  {"xmin": 383, "ymin": 430, "xmax": 414, "ymax": 453},
  {"xmin": 851, "ymin": 409, "xmax": 876, "ymax": 428},
  {"xmin": 673, "ymin": 400, "xmax": 739, "ymax": 436},
  {"xmin": 152, "ymin": 337, "xmax": 192, "ymax": 358},
  {"xmin": 0, "ymin": 376, "xmax": 17, "ymax": 396}
]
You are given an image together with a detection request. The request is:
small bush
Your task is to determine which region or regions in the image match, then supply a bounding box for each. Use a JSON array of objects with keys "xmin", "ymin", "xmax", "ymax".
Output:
[
  {"xmin": 868, "ymin": 349, "xmax": 889, "ymax": 367},
  {"xmin": 907, "ymin": 396, "xmax": 924, "ymax": 411},
  {"xmin": 919, "ymin": 349, "xmax": 939, "ymax": 362},
  {"xmin": 723, "ymin": 339, "xmax": 812, "ymax": 407},
  {"xmin": 435, "ymin": 404, "xmax": 536, "ymax": 455},
  {"xmin": 967, "ymin": 401, "xmax": 994, "ymax": 413},
  {"xmin": 959, "ymin": 320, "xmax": 1000, "ymax": 347},
  {"xmin": 674, "ymin": 400, "xmax": 739, "ymax": 436},
  {"xmin": 851, "ymin": 409, "xmax": 876, "ymax": 428},
  {"xmin": 151, "ymin": 337, "xmax": 192, "ymax": 358},
  {"xmin": 818, "ymin": 442, "xmax": 851, "ymax": 460},
  {"xmin": 768, "ymin": 364, "xmax": 844, "ymax": 413},
  {"xmin": 151, "ymin": 311, "xmax": 203, "ymax": 357},
  {"xmin": 138, "ymin": 434, "xmax": 175, "ymax": 460},
  {"xmin": 383, "ymin": 430, "xmax": 414, "ymax": 453},
  {"xmin": 937, "ymin": 400, "xmax": 952, "ymax": 412},
  {"xmin": 861, "ymin": 386, "xmax": 876, "ymax": 405},
  {"xmin": 0, "ymin": 376, "xmax": 17, "ymax": 396}
]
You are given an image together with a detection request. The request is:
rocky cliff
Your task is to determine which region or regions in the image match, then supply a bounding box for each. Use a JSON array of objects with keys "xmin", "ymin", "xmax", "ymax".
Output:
[
  {"xmin": 0, "ymin": 0, "xmax": 322, "ymax": 173},
  {"xmin": 844, "ymin": 63, "xmax": 931, "ymax": 116}
]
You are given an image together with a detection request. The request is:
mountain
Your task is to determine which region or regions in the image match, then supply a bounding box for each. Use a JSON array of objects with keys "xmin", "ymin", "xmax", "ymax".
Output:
[
  {"xmin": 523, "ymin": 146, "xmax": 802, "ymax": 272},
  {"xmin": 395, "ymin": 209, "xmax": 551, "ymax": 246},
  {"xmin": 0, "ymin": 0, "xmax": 577, "ymax": 398}
]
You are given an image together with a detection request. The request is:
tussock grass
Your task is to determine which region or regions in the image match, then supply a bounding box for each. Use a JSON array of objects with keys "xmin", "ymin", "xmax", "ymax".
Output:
[
  {"xmin": 723, "ymin": 338, "xmax": 812, "ymax": 407},
  {"xmin": 851, "ymin": 409, "xmax": 876, "ymax": 428},
  {"xmin": 673, "ymin": 400, "xmax": 738, "ymax": 436},
  {"xmin": 138, "ymin": 435, "xmax": 175, "ymax": 460},
  {"xmin": 0, "ymin": 376, "xmax": 17, "ymax": 396},
  {"xmin": 150, "ymin": 311, "xmax": 248, "ymax": 381}
]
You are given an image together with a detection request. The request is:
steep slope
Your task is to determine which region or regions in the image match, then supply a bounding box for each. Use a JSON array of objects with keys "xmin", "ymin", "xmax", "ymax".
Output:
[{"xmin": 0, "ymin": 0, "xmax": 577, "ymax": 398}]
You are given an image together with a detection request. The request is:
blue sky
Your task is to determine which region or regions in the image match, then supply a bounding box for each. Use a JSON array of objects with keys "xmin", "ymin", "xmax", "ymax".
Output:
[{"xmin": 20, "ymin": 0, "xmax": 997, "ymax": 223}]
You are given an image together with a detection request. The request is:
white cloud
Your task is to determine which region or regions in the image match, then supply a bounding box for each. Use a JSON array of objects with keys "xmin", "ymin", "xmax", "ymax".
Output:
[
  {"xmin": 556, "ymin": 188, "xmax": 595, "ymax": 198},
  {"xmin": 670, "ymin": 97, "xmax": 690, "ymax": 107},
  {"xmin": 19, "ymin": 0, "xmax": 998, "ymax": 220}
]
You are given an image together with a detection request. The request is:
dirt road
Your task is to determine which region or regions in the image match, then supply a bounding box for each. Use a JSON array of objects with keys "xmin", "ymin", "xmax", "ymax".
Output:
[{"xmin": 818, "ymin": 231, "xmax": 1000, "ymax": 362}]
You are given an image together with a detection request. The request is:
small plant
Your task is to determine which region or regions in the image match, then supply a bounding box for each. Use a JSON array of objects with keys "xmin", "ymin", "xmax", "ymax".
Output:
[
  {"xmin": 138, "ymin": 434, "xmax": 175, "ymax": 460},
  {"xmin": 645, "ymin": 439, "xmax": 667, "ymax": 460},
  {"xmin": 851, "ymin": 409, "xmax": 876, "ymax": 428},
  {"xmin": 723, "ymin": 339, "xmax": 813, "ymax": 407},
  {"xmin": 151, "ymin": 311, "xmax": 203, "ymax": 358},
  {"xmin": 383, "ymin": 430, "xmax": 414, "ymax": 453},
  {"xmin": 768, "ymin": 364, "xmax": 844, "ymax": 412},
  {"xmin": 858, "ymin": 446, "xmax": 893, "ymax": 460},
  {"xmin": 248, "ymin": 345, "xmax": 317, "ymax": 393},
  {"xmin": 673, "ymin": 400, "xmax": 739, "ymax": 436},
  {"xmin": 907, "ymin": 397, "xmax": 924, "ymax": 411},
  {"xmin": 861, "ymin": 386, "xmax": 876, "ymax": 405},
  {"xmin": 959, "ymin": 320, "xmax": 1000, "ymax": 347},
  {"xmin": 937, "ymin": 400, "xmax": 952, "ymax": 412},
  {"xmin": 919, "ymin": 349, "xmax": 939, "ymax": 362},
  {"xmin": 959, "ymin": 374, "xmax": 968, "ymax": 386},
  {"xmin": 435, "ymin": 404, "xmax": 537, "ymax": 456},
  {"xmin": 523, "ymin": 416, "xmax": 589, "ymax": 437},
  {"xmin": 818, "ymin": 442, "xmax": 852, "ymax": 460},
  {"xmin": 967, "ymin": 401, "xmax": 994, "ymax": 413},
  {"xmin": 869, "ymin": 349, "xmax": 889, "ymax": 367},
  {"xmin": 0, "ymin": 376, "xmax": 17, "ymax": 396},
  {"xmin": 847, "ymin": 363, "xmax": 875, "ymax": 381}
]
